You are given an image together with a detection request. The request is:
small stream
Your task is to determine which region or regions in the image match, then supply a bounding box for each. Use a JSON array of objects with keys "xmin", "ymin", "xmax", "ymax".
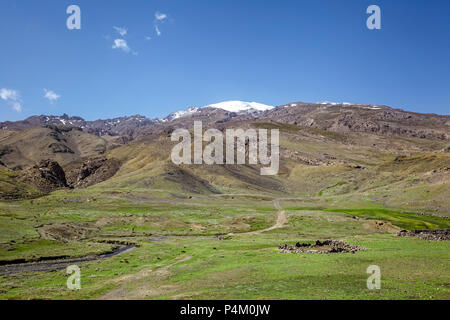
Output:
[{"xmin": 0, "ymin": 245, "xmax": 136, "ymax": 275}]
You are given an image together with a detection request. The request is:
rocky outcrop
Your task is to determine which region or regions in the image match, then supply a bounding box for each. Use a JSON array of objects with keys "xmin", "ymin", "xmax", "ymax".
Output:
[
  {"xmin": 18, "ymin": 160, "xmax": 68, "ymax": 193},
  {"xmin": 7, "ymin": 156, "xmax": 121, "ymax": 197},
  {"xmin": 74, "ymin": 157, "xmax": 121, "ymax": 188}
]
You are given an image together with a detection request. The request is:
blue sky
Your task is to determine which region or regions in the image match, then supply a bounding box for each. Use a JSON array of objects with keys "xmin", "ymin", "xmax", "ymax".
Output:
[{"xmin": 1, "ymin": 0, "xmax": 449, "ymax": 121}]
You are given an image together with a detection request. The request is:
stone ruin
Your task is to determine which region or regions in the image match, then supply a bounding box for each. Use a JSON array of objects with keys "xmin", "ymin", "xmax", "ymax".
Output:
[
  {"xmin": 278, "ymin": 240, "xmax": 366, "ymax": 254},
  {"xmin": 397, "ymin": 229, "xmax": 450, "ymax": 241}
]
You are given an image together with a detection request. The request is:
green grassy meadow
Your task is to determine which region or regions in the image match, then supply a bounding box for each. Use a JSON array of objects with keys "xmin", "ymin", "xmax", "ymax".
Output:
[{"xmin": 0, "ymin": 187, "xmax": 448, "ymax": 300}]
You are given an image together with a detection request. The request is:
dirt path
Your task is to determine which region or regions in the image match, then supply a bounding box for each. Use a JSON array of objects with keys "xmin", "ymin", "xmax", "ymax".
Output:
[
  {"xmin": 228, "ymin": 199, "xmax": 288, "ymax": 236},
  {"xmin": 0, "ymin": 245, "xmax": 136, "ymax": 275}
]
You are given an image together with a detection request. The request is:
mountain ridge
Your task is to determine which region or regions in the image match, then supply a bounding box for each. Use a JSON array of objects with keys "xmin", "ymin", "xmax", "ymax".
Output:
[
  {"xmin": 0, "ymin": 100, "xmax": 449, "ymax": 216},
  {"xmin": 2, "ymin": 100, "xmax": 449, "ymax": 140}
]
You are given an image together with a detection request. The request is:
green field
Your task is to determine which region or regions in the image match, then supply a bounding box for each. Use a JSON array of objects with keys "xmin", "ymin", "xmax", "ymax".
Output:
[{"xmin": 0, "ymin": 188, "xmax": 448, "ymax": 300}]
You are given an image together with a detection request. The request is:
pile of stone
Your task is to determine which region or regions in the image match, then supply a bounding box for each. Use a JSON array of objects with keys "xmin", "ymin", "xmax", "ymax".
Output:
[
  {"xmin": 278, "ymin": 240, "xmax": 365, "ymax": 254},
  {"xmin": 397, "ymin": 229, "xmax": 450, "ymax": 241}
]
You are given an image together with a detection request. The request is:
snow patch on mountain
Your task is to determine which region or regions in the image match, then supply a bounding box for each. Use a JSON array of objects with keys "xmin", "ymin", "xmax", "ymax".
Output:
[
  {"xmin": 163, "ymin": 101, "xmax": 273, "ymax": 121},
  {"xmin": 164, "ymin": 107, "xmax": 199, "ymax": 121},
  {"xmin": 317, "ymin": 101, "xmax": 382, "ymax": 110},
  {"xmin": 318, "ymin": 101, "xmax": 352, "ymax": 106},
  {"xmin": 203, "ymin": 101, "xmax": 273, "ymax": 112}
]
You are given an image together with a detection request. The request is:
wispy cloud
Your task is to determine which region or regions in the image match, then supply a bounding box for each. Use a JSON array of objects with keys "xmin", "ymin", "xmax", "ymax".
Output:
[
  {"xmin": 155, "ymin": 25, "xmax": 161, "ymax": 37},
  {"xmin": 0, "ymin": 88, "xmax": 20, "ymax": 101},
  {"xmin": 155, "ymin": 12, "xmax": 168, "ymax": 21},
  {"xmin": 43, "ymin": 89, "xmax": 61, "ymax": 104},
  {"xmin": 113, "ymin": 26, "xmax": 127, "ymax": 37},
  {"xmin": 110, "ymin": 26, "xmax": 138, "ymax": 55},
  {"xmin": 0, "ymin": 88, "xmax": 22, "ymax": 112},
  {"xmin": 153, "ymin": 11, "xmax": 169, "ymax": 37},
  {"xmin": 11, "ymin": 102, "xmax": 22, "ymax": 112},
  {"xmin": 112, "ymin": 39, "xmax": 130, "ymax": 52},
  {"xmin": 112, "ymin": 39, "xmax": 138, "ymax": 55}
]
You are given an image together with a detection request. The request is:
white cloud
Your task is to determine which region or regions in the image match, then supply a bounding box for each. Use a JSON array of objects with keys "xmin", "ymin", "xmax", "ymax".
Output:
[
  {"xmin": 0, "ymin": 88, "xmax": 22, "ymax": 112},
  {"xmin": 155, "ymin": 12, "xmax": 167, "ymax": 21},
  {"xmin": 112, "ymin": 39, "xmax": 131, "ymax": 52},
  {"xmin": 0, "ymin": 88, "xmax": 19, "ymax": 101},
  {"xmin": 155, "ymin": 25, "xmax": 161, "ymax": 37},
  {"xmin": 43, "ymin": 89, "xmax": 61, "ymax": 103},
  {"xmin": 113, "ymin": 26, "xmax": 127, "ymax": 37},
  {"xmin": 153, "ymin": 11, "xmax": 169, "ymax": 37},
  {"xmin": 112, "ymin": 39, "xmax": 138, "ymax": 55},
  {"xmin": 12, "ymin": 102, "xmax": 22, "ymax": 112}
]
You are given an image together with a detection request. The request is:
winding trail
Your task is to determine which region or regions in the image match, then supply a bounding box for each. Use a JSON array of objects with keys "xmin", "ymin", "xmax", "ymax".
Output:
[{"xmin": 227, "ymin": 199, "xmax": 288, "ymax": 236}]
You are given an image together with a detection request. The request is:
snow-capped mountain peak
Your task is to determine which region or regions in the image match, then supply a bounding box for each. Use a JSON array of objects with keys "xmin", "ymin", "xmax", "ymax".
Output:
[
  {"xmin": 164, "ymin": 107, "xmax": 199, "ymax": 121},
  {"xmin": 203, "ymin": 101, "xmax": 273, "ymax": 112},
  {"xmin": 162, "ymin": 101, "xmax": 273, "ymax": 122}
]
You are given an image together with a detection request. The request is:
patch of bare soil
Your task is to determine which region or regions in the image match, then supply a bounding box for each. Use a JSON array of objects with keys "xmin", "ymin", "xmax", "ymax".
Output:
[
  {"xmin": 279, "ymin": 240, "xmax": 366, "ymax": 254},
  {"xmin": 397, "ymin": 229, "xmax": 450, "ymax": 241},
  {"xmin": 190, "ymin": 224, "xmax": 206, "ymax": 231},
  {"xmin": 365, "ymin": 220, "xmax": 401, "ymax": 233},
  {"xmin": 37, "ymin": 222, "xmax": 99, "ymax": 242}
]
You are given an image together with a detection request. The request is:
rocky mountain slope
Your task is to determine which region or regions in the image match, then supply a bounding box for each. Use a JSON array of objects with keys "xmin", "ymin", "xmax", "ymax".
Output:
[
  {"xmin": 263, "ymin": 102, "xmax": 450, "ymax": 140},
  {"xmin": 0, "ymin": 114, "xmax": 158, "ymax": 138},
  {"xmin": 0, "ymin": 100, "xmax": 449, "ymax": 215},
  {"xmin": 0, "ymin": 125, "xmax": 115, "ymax": 169},
  {"xmin": 2, "ymin": 101, "xmax": 448, "ymax": 141}
]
